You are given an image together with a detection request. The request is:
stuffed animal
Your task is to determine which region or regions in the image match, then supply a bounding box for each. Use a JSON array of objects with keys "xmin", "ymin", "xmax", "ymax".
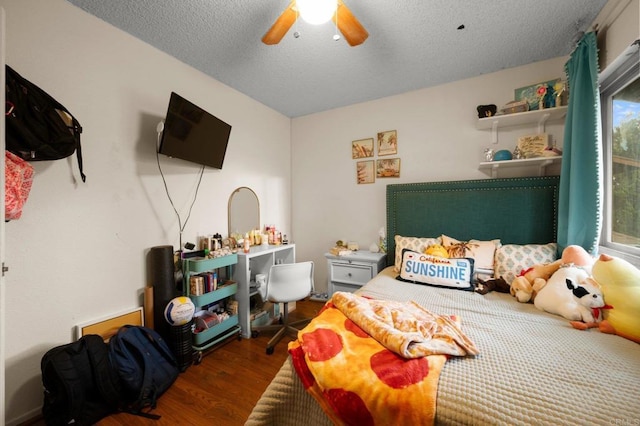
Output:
[
  {"xmin": 424, "ymin": 244, "xmax": 449, "ymax": 258},
  {"xmin": 560, "ymin": 244, "xmax": 595, "ymax": 275},
  {"xmin": 534, "ymin": 266, "xmax": 604, "ymax": 322},
  {"xmin": 583, "ymin": 254, "xmax": 640, "ymax": 344},
  {"xmin": 509, "ymin": 245, "xmax": 594, "ymax": 303},
  {"xmin": 510, "ymin": 260, "xmax": 562, "ymax": 303},
  {"xmin": 475, "ymin": 276, "xmax": 510, "ymax": 295}
]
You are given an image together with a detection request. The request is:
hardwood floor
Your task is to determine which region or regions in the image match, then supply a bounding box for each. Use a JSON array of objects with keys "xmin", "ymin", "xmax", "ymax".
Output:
[{"xmin": 23, "ymin": 299, "xmax": 325, "ymax": 426}]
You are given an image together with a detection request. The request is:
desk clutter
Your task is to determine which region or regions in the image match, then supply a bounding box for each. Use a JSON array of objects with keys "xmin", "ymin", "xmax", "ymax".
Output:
[{"xmin": 147, "ymin": 224, "xmax": 296, "ymax": 366}]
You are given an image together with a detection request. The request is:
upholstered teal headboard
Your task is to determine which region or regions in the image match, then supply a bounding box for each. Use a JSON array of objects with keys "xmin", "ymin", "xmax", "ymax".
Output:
[{"xmin": 385, "ymin": 176, "xmax": 560, "ymax": 266}]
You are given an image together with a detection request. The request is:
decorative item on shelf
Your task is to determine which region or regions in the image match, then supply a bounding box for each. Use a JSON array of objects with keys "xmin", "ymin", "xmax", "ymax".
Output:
[
  {"xmin": 515, "ymin": 78, "xmax": 562, "ymax": 111},
  {"xmin": 492, "ymin": 149, "xmax": 513, "ymax": 161},
  {"xmin": 554, "ymin": 81, "xmax": 567, "ymax": 107},
  {"xmin": 517, "ymin": 133, "xmax": 550, "ymax": 158},
  {"xmin": 536, "ymin": 84, "xmax": 548, "ymax": 110},
  {"xmin": 500, "ymin": 100, "xmax": 529, "ymax": 115},
  {"xmin": 513, "ymin": 146, "xmax": 522, "ymax": 160},
  {"xmin": 477, "ymin": 104, "xmax": 497, "ymax": 118},
  {"xmin": 484, "ymin": 148, "xmax": 495, "ymax": 161},
  {"xmin": 541, "ymin": 146, "xmax": 563, "ymax": 157},
  {"xmin": 347, "ymin": 241, "xmax": 359, "ymax": 251}
]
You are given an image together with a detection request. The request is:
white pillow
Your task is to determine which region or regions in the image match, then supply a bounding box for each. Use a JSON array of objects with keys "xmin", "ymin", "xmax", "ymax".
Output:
[
  {"xmin": 397, "ymin": 249, "xmax": 474, "ymax": 290},
  {"xmin": 494, "ymin": 243, "xmax": 558, "ymax": 284},
  {"xmin": 393, "ymin": 235, "xmax": 441, "ymax": 272}
]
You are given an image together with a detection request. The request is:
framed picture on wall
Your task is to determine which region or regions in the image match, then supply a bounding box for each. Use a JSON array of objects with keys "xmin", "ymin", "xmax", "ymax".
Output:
[
  {"xmin": 357, "ymin": 160, "xmax": 375, "ymax": 184},
  {"xmin": 352, "ymin": 138, "xmax": 374, "ymax": 159},
  {"xmin": 377, "ymin": 130, "xmax": 397, "ymax": 156},
  {"xmin": 376, "ymin": 158, "xmax": 401, "ymax": 178}
]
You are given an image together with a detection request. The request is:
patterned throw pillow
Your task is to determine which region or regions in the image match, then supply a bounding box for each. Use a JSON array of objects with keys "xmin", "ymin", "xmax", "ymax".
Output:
[
  {"xmin": 494, "ymin": 243, "xmax": 558, "ymax": 284},
  {"xmin": 394, "ymin": 235, "xmax": 441, "ymax": 272},
  {"xmin": 441, "ymin": 235, "xmax": 501, "ymax": 276},
  {"xmin": 397, "ymin": 249, "xmax": 474, "ymax": 290}
]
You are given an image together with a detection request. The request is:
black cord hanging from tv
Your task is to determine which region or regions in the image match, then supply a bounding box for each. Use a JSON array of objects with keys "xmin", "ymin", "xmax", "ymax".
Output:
[{"xmin": 156, "ymin": 128, "xmax": 204, "ymax": 250}]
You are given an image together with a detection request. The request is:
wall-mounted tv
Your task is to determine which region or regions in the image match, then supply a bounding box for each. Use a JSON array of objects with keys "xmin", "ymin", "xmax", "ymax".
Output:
[{"xmin": 158, "ymin": 92, "xmax": 232, "ymax": 169}]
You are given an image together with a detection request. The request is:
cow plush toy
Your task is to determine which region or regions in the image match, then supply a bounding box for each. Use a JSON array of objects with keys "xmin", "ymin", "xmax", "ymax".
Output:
[
  {"xmin": 571, "ymin": 254, "xmax": 640, "ymax": 343},
  {"xmin": 534, "ymin": 265, "xmax": 605, "ymax": 322}
]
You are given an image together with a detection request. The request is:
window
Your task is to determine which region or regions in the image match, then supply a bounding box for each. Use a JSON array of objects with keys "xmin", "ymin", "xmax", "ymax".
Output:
[{"xmin": 600, "ymin": 40, "xmax": 640, "ymax": 262}]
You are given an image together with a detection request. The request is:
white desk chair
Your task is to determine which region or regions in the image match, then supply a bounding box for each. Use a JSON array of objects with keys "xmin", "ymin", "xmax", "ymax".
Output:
[{"xmin": 254, "ymin": 261, "xmax": 314, "ymax": 355}]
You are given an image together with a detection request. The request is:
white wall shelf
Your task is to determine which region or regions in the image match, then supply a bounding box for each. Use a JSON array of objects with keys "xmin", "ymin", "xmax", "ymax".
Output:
[
  {"xmin": 479, "ymin": 156, "xmax": 562, "ymax": 178},
  {"xmin": 477, "ymin": 106, "xmax": 568, "ymax": 144}
]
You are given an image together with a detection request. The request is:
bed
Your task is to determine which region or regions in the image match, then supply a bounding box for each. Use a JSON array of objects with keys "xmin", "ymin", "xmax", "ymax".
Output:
[{"xmin": 247, "ymin": 176, "xmax": 640, "ymax": 426}]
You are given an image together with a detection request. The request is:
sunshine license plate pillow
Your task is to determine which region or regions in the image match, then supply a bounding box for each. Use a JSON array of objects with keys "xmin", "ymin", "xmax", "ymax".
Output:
[{"xmin": 397, "ymin": 249, "xmax": 474, "ymax": 290}]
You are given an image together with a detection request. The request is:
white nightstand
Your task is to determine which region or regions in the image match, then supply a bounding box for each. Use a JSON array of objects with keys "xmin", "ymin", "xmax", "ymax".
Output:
[{"xmin": 325, "ymin": 251, "xmax": 387, "ymax": 296}]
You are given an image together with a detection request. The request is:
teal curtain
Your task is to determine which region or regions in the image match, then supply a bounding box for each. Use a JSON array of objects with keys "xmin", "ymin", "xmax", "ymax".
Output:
[{"xmin": 557, "ymin": 32, "xmax": 602, "ymax": 255}]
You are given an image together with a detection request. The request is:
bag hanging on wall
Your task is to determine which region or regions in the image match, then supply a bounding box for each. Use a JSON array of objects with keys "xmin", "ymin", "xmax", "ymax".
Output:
[
  {"xmin": 5, "ymin": 65, "xmax": 86, "ymax": 182},
  {"xmin": 5, "ymin": 150, "xmax": 34, "ymax": 220}
]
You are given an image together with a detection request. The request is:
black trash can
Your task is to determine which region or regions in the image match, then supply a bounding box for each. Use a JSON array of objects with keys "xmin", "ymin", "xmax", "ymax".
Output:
[{"xmin": 168, "ymin": 319, "xmax": 194, "ymax": 372}]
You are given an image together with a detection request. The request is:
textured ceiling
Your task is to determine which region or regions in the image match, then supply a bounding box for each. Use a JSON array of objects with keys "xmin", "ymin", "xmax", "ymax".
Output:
[{"xmin": 65, "ymin": 0, "xmax": 608, "ymax": 118}]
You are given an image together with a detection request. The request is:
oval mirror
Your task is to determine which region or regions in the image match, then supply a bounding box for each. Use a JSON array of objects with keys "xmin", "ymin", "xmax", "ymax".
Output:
[{"xmin": 228, "ymin": 187, "xmax": 260, "ymax": 237}]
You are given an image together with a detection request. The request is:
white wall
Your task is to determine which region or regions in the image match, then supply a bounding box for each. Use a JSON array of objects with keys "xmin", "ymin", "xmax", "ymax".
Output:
[
  {"xmin": 1, "ymin": 0, "xmax": 291, "ymax": 424},
  {"xmin": 291, "ymin": 57, "xmax": 568, "ymax": 294},
  {"xmin": 596, "ymin": 0, "xmax": 640, "ymax": 69}
]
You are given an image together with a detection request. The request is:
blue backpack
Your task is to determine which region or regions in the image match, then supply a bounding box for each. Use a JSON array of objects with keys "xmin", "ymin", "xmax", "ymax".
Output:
[{"xmin": 109, "ymin": 325, "xmax": 179, "ymax": 417}]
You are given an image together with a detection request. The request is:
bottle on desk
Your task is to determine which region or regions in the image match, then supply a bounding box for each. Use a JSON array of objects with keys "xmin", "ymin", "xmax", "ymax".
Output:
[{"xmin": 243, "ymin": 233, "xmax": 250, "ymax": 253}]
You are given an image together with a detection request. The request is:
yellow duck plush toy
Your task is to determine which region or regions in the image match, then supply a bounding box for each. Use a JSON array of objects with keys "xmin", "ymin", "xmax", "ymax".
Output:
[{"xmin": 580, "ymin": 254, "xmax": 640, "ymax": 344}]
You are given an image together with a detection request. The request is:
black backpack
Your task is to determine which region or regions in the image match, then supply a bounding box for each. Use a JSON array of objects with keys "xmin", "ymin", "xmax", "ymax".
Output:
[
  {"xmin": 109, "ymin": 325, "xmax": 180, "ymax": 416},
  {"xmin": 5, "ymin": 65, "xmax": 86, "ymax": 182},
  {"xmin": 41, "ymin": 334, "xmax": 122, "ymax": 426}
]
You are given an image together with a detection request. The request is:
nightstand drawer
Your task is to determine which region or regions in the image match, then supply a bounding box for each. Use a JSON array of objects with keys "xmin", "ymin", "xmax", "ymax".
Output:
[
  {"xmin": 330, "ymin": 263, "xmax": 373, "ymax": 285},
  {"xmin": 331, "ymin": 282, "xmax": 362, "ymax": 294}
]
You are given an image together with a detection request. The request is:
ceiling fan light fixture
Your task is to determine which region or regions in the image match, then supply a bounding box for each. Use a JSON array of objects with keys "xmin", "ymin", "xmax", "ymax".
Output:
[{"xmin": 296, "ymin": 0, "xmax": 337, "ymax": 25}]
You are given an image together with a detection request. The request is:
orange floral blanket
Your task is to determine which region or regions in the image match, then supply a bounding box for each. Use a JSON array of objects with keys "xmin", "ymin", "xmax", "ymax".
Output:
[{"xmin": 288, "ymin": 292, "xmax": 478, "ymax": 426}]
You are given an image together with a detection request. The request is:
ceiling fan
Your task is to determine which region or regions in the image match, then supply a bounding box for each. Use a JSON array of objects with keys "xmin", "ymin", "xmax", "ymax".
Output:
[{"xmin": 262, "ymin": 0, "xmax": 369, "ymax": 47}]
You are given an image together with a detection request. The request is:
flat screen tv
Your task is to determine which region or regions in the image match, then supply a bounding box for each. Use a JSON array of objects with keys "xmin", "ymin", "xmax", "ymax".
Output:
[{"xmin": 158, "ymin": 92, "xmax": 232, "ymax": 169}]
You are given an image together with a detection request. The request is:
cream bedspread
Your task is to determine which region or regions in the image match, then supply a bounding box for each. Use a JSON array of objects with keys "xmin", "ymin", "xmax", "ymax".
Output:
[{"xmin": 247, "ymin": 267, "xmax": 640, "ymax": 426}]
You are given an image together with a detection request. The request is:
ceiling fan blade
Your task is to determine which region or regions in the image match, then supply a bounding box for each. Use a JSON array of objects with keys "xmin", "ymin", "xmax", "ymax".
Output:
[
  {"xmin": 333, "ymin": 0, "xmax": 368, "ymax": 46},
  {"xmin": 262, "ymin": 0, "xmax": 298, "ymax": 45}
]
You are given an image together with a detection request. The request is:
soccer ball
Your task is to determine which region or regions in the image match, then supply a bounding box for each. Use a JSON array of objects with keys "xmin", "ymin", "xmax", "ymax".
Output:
[{"xmin": 164, "ymin": 296, "xmax": 195, "ymax": 326}]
